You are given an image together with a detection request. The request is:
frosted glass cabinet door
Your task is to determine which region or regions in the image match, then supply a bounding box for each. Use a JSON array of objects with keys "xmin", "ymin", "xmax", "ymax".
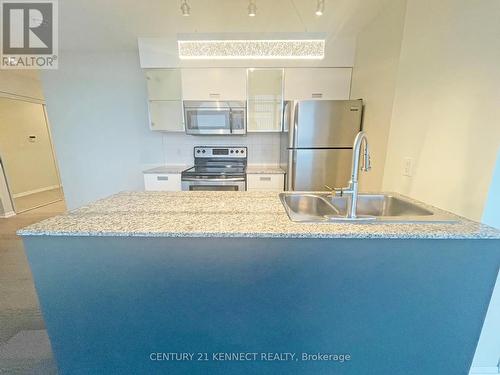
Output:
[
  {"xmin": 149, "ymin": 101, "xmax": 184, "ymax": 132},
  {"xmin": 145, "ymin": 69, "xmax": 182, "ymax": 100},
  {"xmin": 247, "ymin": 69, "xmax": 284, "ymax": 132}
]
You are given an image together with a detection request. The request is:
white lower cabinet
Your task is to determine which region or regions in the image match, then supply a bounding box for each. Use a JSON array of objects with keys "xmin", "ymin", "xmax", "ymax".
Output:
[
  {"xmin": 144, "ymin": 173, "xmax": 181, "ymax": 191},
  {"xmin": 247, "ymin": 174, "xmax": 284, "ymax": 191}
]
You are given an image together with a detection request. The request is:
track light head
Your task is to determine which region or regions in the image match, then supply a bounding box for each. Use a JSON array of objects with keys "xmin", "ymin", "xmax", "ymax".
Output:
[
  {"xmin": 248, "ymin": 0, "xmax": 256, "ymax": 17},
  {"xmin": 315, "ymin": 0, "xmax": 324, "ymax": 16},
  {"xmin": 180, "ymin": 0, "xmax": 190, "ymax": 16}
]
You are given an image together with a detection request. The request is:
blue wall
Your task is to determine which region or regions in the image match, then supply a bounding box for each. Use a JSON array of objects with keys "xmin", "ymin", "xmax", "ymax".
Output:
[{"xmin": 483, "ymin": 149, "xmax": 500, "ymax": 229}]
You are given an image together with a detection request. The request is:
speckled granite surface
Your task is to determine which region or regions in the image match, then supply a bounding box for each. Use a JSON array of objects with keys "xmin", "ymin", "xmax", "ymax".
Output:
[
  {"xmin": 246, "ymin": 165, "xmax": 286, "ymax": 174},
  {"xmin": 142, "ymin": 165, "xmax": 188, "ymax": 174},
  {"xmin": 16, "ymin": 192, "xmax": 500, "ymax": 239}
]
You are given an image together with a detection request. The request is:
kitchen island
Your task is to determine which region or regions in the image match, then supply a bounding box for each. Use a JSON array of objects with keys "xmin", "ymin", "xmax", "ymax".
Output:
[{"xmin": 18, "ymin": 192, "xmax": 500, "ymax": 375}]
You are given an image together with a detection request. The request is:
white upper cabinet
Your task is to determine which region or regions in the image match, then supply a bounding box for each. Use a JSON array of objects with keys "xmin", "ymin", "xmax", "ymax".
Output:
[
  {"xmin": 284, "ymin": 68, "xmax": 352, "ymax": 101},
  {"xmin": 247, "ymin": 69, "xmax": 284, "ymax": 132},
  {"xmin": 148, "ymin": 101, "xmax": 184, "ymax": 132},
  {"xmin": 181, "ymin": 68, "xmax": 247, "ymax": 101},
  {"xmin": 145, "ymin": 69, "xmax": 184, "ymax": 132},
  {"xmin": 145, "ymin": 69, "xmax": 182, "ymax": 100}
]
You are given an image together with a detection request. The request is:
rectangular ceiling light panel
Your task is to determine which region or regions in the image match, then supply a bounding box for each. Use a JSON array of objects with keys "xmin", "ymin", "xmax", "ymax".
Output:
[{"xmin": 178, "ymin": 39, "xmax": 325, "ymax": 60}]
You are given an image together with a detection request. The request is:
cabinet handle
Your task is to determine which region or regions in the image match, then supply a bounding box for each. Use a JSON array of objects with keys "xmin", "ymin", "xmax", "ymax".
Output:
[
  {"xmin": 209, "ymin": 93, "xmax": 221, "ymax": 99},
  {"xmin": 157, "ymin": 176, "xmax": 169, "ymax": 181},
  {"xmin": 259, "ymin": 176, "xmax": 272, "ymax": 181},
  {"xmin": 311, "ymin": 93, "xmax": 323, "ymax": 99}
]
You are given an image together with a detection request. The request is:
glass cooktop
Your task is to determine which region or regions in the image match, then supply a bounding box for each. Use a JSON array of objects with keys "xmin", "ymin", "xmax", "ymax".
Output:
[{"xmin": 182, "ymin": 165, "xmax": 246, "ymax": 177}]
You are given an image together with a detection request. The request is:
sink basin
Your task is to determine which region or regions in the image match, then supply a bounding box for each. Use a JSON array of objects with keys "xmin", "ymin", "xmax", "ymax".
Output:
[
  {"xmin": 328, "ymin": 194, "xmax": 433, "ymax": 217},
  {"xmin": 280, "ymin": 194, "xmax": 339, "ymax": 221},
  {"xmin": 279, "ymin": 192, "xmax": 457, "ymax": 223}
]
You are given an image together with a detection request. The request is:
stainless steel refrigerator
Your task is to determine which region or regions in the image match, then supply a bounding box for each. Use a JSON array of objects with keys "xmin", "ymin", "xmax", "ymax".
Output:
[{"xmin": 280, "ymin": 99, "xmax": 363, "ymax": 191}]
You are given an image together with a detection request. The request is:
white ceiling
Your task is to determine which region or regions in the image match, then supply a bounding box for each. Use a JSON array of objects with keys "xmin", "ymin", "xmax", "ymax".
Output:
[{"xmin": 58, "ymin": 0, "xmax": 392, "ymax": 51}]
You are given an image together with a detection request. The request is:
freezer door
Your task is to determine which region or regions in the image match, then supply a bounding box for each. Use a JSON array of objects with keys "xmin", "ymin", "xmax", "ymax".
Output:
[
  {"xmin": 287, "ymin": 149, "xmax": 353, "ymax": 191},
  {"xmin": 289, "ymin": 100, "xmax": 362, "ymax": 148}
]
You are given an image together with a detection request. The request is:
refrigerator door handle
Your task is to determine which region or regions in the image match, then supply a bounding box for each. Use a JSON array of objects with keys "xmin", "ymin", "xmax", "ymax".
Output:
[
  {"xmin": 288, "ymin": 101, "xmax": 299, "ymax": 149},
  {"xmin": 287, "ymin": 149, "xmax": 296, "ymax": 191}
]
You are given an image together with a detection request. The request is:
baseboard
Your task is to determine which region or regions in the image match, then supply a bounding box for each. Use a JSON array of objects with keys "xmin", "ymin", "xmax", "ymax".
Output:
[
  {"xmin": 12, "ymin": 184, "xmax": 61, "ymax": 198},
  {"xmin": 0, "ymin": 210, "xmax": 15, "ymax": 218},
  {"xmin": 469, "ymin": 366, "xmax": 499, "ymax": 374}
]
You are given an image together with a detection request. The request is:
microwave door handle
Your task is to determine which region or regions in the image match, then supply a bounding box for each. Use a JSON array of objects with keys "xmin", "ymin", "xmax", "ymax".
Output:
[{"xmin": 229, "ymin": 110, "xmax": 233, "ymax": 134}]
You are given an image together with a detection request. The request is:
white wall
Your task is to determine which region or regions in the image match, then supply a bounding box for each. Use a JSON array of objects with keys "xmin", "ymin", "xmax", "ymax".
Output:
[
  {"xmin": 350, "ymin": 0, "xmax": 407, "ymax": 191},
  {"xmin": 160, "ymin": 133, "xmax": 281, "ymax": 167},
  {"xmin": 382, "ymin": 0, "xmax": 500, "ymax": 221},
  {"xmin": 0, "ymin": 70, "xmax": 44, "ymax": 102},
  {"xmin": 41, "ymin": 51, "xmax": 164, "ymax": 210}
]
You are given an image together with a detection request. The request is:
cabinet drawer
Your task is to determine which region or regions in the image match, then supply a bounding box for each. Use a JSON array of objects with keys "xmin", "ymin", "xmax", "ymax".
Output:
[
  {"xmin": 247, "ymin": 174, "xmax": 284, "ymax": 191},
  {"xmin": 144, "ymin": 173, "xmax": 181, "ymax": 191}
]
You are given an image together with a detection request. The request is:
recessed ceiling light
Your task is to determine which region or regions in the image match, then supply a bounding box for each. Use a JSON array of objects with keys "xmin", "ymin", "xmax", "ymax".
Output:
[
  {"xmin": 315, "ymin": 0, "xmax": 324, "ymax": 16},
  {"xmin": 248, "ymin": 0, "xmax": 257, "ymax": 17},
  {"xmin": 178, "ymin": 39, "xmax": 325, "ymax": 60},
  {"xmin": 180, "ymin": 0, "xmax": 190, "ymax": 16}
]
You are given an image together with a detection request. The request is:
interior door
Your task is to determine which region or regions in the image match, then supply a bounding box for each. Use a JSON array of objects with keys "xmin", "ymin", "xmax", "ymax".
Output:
[
  {"xmin": 0, "ymin": 98, "xmax": 63, "ymax": 213},
  {"xmin": 289, "ymin": 149, "xmax": 352, "ymax": 191}
]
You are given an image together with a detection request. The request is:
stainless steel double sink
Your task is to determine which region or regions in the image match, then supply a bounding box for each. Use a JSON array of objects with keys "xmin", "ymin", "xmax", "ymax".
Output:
[{"xmin": 279, "ymin": 192, "xmax": 457, "ymax": 223}]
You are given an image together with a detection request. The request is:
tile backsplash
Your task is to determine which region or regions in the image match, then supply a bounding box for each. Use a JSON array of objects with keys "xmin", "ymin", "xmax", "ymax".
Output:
[{"xmin": 161, "ymin": 133, "xmax": 281, "ymax": 165}]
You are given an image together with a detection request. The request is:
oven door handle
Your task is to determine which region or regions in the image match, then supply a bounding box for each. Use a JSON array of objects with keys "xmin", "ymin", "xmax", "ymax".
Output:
[{"xmin": 181, "ymin": 177, "xmax": 246, "ymax": 182}]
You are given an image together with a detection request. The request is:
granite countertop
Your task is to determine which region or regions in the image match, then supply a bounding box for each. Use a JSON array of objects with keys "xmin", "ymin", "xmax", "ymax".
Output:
[
  {"xmin": 17, "ymin": 191, "xmax": 500, "ymax": 239},
  {"xmin": 143, "ymin": 165, "xmax": 188, "ymax": 174},
  {"xmin": 246, "ymin": 165, "xmax": 286, "ymax": 174}
]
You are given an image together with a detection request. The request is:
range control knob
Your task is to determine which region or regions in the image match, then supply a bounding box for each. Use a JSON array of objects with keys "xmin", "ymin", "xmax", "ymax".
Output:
[
  {"xmin": 202, "ymin": 149, "xmax": 206, "ymax": 153},
  {"xmin": 196, "ymin": 150, "xmax": 201, "ymax": 154},
  {"xmin": 230, "ymin": 150, "xmax": 234, "ymax": 153},
  {"xmin": 235, "ymin": 150, "xmax": 239, "ymax": 154}
]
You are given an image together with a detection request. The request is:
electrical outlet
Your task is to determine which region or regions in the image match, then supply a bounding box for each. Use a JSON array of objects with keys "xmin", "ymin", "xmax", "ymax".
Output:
[{"xmin": 403, "ymin": 157, "xmax": 414, "ymax": 177}]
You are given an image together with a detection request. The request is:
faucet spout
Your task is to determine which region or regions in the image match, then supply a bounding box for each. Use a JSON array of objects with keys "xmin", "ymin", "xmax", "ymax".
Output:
[{"xmin": 337, "ymin": 131, "xmax": 372, "ymax": 218}]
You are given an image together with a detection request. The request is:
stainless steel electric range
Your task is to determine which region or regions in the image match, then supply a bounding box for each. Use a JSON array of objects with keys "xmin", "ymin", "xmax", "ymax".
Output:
[{"xmin": 181, "ymin": 146, "xmax": 247, "ymax": 191}]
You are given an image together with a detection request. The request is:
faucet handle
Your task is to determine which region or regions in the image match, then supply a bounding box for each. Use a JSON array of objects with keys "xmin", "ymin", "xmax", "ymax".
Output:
[
  {"xmin": 324, "ymin": 184, "xmax": 334, "ymax": 192},
  {"xmin": 325, "ymin": 185, "xmax": 347, "ymax": 196}
]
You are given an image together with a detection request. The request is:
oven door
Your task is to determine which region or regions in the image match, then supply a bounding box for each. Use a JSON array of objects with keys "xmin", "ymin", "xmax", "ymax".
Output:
[
  {"xmin": 184, "ymin": 107, "xmax": 232, "ymax": 135},
  {"xmin": 182, "ymin": 177, "xmax": 246, "ymax": 191}
]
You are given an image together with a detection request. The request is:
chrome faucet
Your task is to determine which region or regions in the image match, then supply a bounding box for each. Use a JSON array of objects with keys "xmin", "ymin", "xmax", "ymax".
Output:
[{"xmin": 331, "ymin": 131, "xmax": 371, "ymax": 219}]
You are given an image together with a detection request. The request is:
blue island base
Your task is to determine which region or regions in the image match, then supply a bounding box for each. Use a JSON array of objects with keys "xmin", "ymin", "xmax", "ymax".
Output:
[{"xmin": 23, "ymin": 237, "xmax": 500, "ymax": 375}]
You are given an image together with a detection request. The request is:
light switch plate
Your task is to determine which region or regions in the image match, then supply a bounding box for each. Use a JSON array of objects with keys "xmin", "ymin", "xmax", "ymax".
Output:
[{"xmin": 403, "ymin": 157, "xmax": 414, "ymax": 177}]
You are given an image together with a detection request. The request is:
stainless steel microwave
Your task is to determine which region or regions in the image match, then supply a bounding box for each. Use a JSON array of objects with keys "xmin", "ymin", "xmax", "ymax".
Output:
[{"xmin": 183, "ymin": 101, "xmax": 246, "ymax": 135}]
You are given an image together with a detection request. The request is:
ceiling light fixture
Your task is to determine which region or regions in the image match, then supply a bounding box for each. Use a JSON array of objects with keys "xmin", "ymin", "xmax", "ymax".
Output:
[
  {"xmin": 248, "ymin": 0, "xmax": 257, "ymax": 17},
  {"xmin": 180, "ymin": 0, "xmax": 190, "ymax": 16},
  {"xmin": 178, "ymin": 39, "xmax": 325, "ymax": 60},
  {"xmin": 315, "ymin": 0, "xmax": 324, "ymax": 16}
]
